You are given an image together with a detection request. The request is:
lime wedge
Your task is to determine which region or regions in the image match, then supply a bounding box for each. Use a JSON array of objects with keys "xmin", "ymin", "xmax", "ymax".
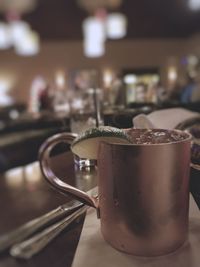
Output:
[{"xmin": 71, "ymin": 126, "xmax": 131, "ymax": 159}]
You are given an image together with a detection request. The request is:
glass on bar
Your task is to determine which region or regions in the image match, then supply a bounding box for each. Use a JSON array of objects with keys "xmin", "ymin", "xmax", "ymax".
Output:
[
  {"xmin": 70, "ymin": 88, "xmax": 104, "ymax": 134},
  {"xmin": 70, "ymin": 87, "xmax": 104, "ymax": 168}
]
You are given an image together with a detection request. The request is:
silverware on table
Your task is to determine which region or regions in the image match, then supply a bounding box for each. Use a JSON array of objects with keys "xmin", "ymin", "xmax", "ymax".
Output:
[
  {"xmin": 10, "ymin": 205, "xmax": 87, "ymax": 260},
  {"xmin": 0, "ymin": 200, "xmax": 84, "ymax": 253}
]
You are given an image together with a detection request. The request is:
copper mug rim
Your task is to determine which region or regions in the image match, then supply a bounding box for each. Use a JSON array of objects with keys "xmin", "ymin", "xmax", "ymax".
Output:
[{"xmin": 123, "ymin": 128, "xmax": 192, "ymax": 146}]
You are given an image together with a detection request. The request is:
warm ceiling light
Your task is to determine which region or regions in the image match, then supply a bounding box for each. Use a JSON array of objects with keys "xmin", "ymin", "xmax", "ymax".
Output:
[
  {"xmin": 55, "ymin": 71, "xmax": 66, "ymax": 88},
  {"xmin": 106, "ymin": 13, "xmax": 127, "ymax": 39},
  {"xmin": 168, "ymin": 67, "xmax": 177, "ymax": 82},
  {"xmin": 103, "ymin": 69, "xmax": 113, "ymax": 87}
]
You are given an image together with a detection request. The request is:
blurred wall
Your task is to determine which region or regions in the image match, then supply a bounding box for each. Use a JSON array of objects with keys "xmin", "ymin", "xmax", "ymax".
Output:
[{"xmin": 0, "ymin": 38, "xmax": 196, "ymax": 104}]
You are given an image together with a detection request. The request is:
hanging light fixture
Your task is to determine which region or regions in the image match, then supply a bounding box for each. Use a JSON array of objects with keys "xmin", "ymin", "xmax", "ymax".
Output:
[
  {"xmin": 14, "ymin": 30, "xmax": 40, "ymax": 56},
  {"xmin": 0, "ymin": 20, "xmax": 40, "ymax": 56},
  {"xmin": 0, "ymin": 22, "xmax": 12, "ymax": 49},
  {"xmin": 83, "ymin": 38, "xmax": 105, "ymax": 57},
  {"xmin": 9, "ymin": 20, "xmax": 31, "ymax": 45},
  {"xmin": 79, "ymin": 0, "xmax": 127, "ymax": 58},
  {"xmin": 83, "ymin": 16, "xmax": 106, "ymax": 41},
  {"xmin": 0, "ymin": 0, "xmax": 40, "ymax": 56},
  {"xmin": 83, "ymin": 16, "xmax": 106, "ymax": 57},
  {"xmin": 106, "ymin": 12, "xmax": 127, "ymax": 39}
]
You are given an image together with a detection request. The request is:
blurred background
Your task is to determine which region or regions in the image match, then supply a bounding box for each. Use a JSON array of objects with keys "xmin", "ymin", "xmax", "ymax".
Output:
[{"xmin": 0, "ymin": 0, "xmax": 200, "ymax": 171}]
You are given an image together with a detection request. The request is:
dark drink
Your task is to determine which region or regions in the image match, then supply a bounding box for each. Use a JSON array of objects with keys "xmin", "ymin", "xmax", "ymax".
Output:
[{"xmin": 126, "ymin": 128, "xmax": 188, "ymax": 145}]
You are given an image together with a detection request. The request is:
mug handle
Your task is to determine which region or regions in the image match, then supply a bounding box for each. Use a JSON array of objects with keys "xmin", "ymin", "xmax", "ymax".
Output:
[{"xmin": 38, "ymin": 132, "xmax": 98, "ymax": 209}]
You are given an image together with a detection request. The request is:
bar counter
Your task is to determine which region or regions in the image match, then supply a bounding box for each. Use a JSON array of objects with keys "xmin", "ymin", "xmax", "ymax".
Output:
[
  {"xmin": 0, "ymin": 149, "xmax": 97, "ymax": 267},
  {"xmin": 0, "ymin": 105, "xmax": 200, "ymax": 267}
]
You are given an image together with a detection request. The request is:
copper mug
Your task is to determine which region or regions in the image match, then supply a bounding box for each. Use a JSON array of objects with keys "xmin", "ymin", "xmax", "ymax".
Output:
[{"xmin": 39, "ymin": 129, "xmax": 191, "ymax": 256}]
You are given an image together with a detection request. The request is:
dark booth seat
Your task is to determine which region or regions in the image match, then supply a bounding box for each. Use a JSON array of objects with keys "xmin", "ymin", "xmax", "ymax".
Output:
[{"xmin": 0, "ymin": 112, "xmax": 71, "ymax": 172}]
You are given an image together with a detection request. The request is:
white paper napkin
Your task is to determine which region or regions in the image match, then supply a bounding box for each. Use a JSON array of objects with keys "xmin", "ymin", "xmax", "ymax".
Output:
[
  {"xmin": 72, "ymin": 195, "xmax": 200, "ymax": 267},
  {"xmin": 133, "ymin": 108, "xmax": 199, "ymax": 129}
]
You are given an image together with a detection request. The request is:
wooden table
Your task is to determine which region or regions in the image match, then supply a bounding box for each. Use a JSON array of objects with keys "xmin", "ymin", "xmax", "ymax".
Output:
[
  {"xmin": 0, "ymin": 134, "xmax": 199, "ymax": 267},
  {"xmin": 0, "ymin": 149, "xmax": 97, "ymax": 267}
]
